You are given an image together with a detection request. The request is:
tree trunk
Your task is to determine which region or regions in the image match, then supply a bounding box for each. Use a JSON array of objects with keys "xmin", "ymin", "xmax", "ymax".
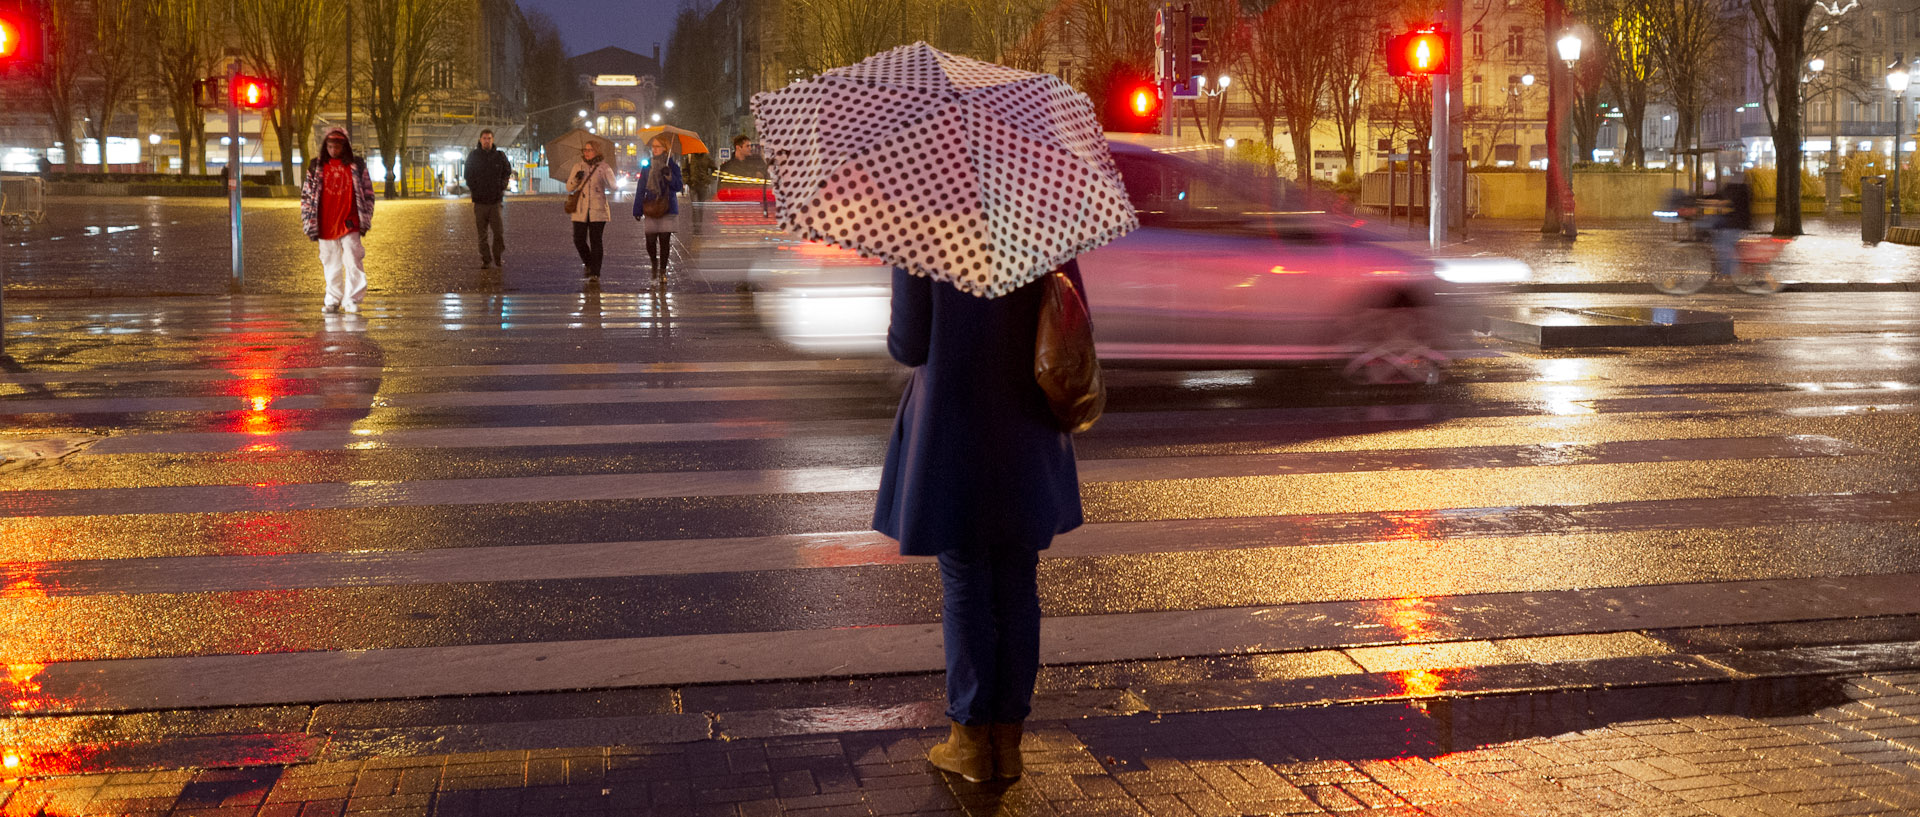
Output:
[
  {"xmin": 276, "ymin": 111, "xmax": 299, "ymax": 187},
  {"xmin": 1770, "ymin": 18, "xmax": 1805, "ymax": 235},
  {"xmin": 1288, "ymin": 123, "xmax": 1313, "ymax": 188},
  {"xmin": 1622, "ymin": 86, "xmax": 1647, "ymax": 169},
  {"xmin": 381, "ymin": 138, "xmax": 400, "ymax": 198}
]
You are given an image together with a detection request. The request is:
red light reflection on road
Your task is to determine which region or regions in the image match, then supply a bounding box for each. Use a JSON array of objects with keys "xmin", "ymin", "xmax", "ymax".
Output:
[
  {"xmin": 798, "ymin": 538, "xmax": 909, "ymax": 568},
  {"xmin": 1378, "ymin": 510, "xmax": 1441, "ymax": 543},
  {"xmin": 3, "ymin": 569, "xmax": 54, "ymax": 773},
  {"xmin": 1383, "ymin": 595, "xmax": 1454, "ymax": 698}
]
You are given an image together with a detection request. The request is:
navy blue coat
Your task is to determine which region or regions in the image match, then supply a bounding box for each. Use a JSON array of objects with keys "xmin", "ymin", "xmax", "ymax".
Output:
[
  {"xmin": 633, "ymin": 159, "xmax": 683, "ymax": 218},
  {"xmin": 872, "ymin": 263, "xmax": 1085, "ymax": 557}
]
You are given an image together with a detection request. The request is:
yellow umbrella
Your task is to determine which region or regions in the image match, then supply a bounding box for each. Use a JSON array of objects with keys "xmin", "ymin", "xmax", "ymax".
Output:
[{"xmin": 634, "ymin": 125, "xmax": 709, "ymax": 155}]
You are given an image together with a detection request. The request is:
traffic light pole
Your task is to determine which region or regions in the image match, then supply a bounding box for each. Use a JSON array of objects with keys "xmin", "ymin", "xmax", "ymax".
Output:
[
  {"xmin": 1429, "ymin": 72, "xmax": 1449, "ymax": 249},
  {"xmin": 1160, "ymin": 5, "xmax": 1175, "ymax": 139},
  {"xmin": 227, "ymin": 63, "xmax": 244, "ymax": 292}
]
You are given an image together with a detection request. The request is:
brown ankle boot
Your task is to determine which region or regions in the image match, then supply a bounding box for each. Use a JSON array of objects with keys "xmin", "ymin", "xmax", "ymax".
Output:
[
  {"xmin": 989, "ymin": 722, "xmax": 1025, "ymax": 779},
  {"xmin": 927, "ymin": 721, "xmax": 992, "ymax": 782}
]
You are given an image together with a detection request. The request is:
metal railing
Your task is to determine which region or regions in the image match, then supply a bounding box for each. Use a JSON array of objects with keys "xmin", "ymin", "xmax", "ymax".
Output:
[{"xmin": 0, "ymin": 176, "xmax": 46, "ymax": 226}]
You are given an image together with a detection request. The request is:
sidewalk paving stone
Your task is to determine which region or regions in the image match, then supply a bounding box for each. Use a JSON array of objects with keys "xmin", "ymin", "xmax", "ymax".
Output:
[{"xmin": 9, "ymin": 672, "xmax": 1915, "ymax": 816}]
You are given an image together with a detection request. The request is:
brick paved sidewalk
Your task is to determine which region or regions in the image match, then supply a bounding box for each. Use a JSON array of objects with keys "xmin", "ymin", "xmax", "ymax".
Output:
[{"xmin": 5, "ymin": 673, "xmax": 1917, "ymax": 817}]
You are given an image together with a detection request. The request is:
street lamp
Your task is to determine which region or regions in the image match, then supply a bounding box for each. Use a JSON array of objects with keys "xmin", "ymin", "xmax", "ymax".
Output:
[
  {"xmin": 1545, "ymin": 31, "xmax": 1582, "ymax": 237},
  {"xmin": 148, "ymin": 133, "xmax": 160, "ymax": 173},
  {"xmin": 651, "ymin": 113, "xmax": 662, "ymax": 123},
  {"xmin": 1556, "ymin": 33, "xmax": 1583, "ymax": 64},
  {"xmin": 663, "ymin": 99, "xmax": 674, "ymax": 109},
  {"xmin": 1889, "ymin": 67, "xmax": 1909, "ymax": 226}
]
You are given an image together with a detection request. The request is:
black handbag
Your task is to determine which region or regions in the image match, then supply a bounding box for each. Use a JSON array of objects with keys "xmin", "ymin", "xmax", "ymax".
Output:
[{"xmin": 1033, "ymin": 268, "xmax": 1104, "ymax": 433}]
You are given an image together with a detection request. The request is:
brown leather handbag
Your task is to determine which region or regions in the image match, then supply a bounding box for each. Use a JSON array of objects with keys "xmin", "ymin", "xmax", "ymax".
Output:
[{"xmin": 1033, "ymin": 268, "xmax": 1105, "ymax": 433}]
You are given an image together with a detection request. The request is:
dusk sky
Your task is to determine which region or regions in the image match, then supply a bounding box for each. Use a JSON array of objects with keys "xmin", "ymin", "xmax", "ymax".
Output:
[{"xmin": 521, "ymin": 0, "xmax": 683, "ymax": 61}]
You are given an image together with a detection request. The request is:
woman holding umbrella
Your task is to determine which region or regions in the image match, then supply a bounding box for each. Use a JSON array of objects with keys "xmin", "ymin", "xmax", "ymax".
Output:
[
  {"xmin": 754, "ymin": 43, "xmax": 1137, "ymax": 783},
  {"xmin": 567, "ymin": 141, "xmax": 617, "ymax": 282},
  {"xmin": 633, "ymin": 134, "xmax": 684, "ymax": 278}
]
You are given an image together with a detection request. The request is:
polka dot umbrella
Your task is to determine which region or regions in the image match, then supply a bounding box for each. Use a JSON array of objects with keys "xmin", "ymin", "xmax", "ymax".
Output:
[{"xmin": 751, "ymin": 42, "xmax": 1139, "ymax": 298}]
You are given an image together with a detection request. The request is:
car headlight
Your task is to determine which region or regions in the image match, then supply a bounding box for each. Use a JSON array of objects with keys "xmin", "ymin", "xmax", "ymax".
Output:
[{"xmin": 1433, "ymin": 257, "xmax": 1532, "ymax": 284}]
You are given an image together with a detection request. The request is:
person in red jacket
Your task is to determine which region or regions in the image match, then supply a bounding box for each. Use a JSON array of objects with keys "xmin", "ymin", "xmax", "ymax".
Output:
[{"xmin": 299, "ymin": 128, "xmax": 376, "ymax": 314}]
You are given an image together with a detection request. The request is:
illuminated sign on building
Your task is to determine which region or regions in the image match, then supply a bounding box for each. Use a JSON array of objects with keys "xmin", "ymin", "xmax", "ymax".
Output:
[{"xmin": 594, "ymin": 75, "xmax": 638, "ymax": 86}]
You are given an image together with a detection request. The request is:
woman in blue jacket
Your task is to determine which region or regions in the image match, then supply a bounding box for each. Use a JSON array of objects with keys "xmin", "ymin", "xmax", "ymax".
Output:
[
  {"xmin": 873, "ymin": 262, "xmax": 1086, "ymax": 782},
  {"xmin": 633, "ymin": 136, "xmax": 684, "ymax": 278}
]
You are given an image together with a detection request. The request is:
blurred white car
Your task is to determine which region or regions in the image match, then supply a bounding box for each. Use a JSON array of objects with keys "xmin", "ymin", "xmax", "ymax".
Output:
[{"xmin": 753, "ymin": 139, "xmax": 1523, "ymax": 383}]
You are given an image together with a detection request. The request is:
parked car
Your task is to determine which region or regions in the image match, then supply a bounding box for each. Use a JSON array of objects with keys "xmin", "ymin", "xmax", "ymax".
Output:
[{"xmin": 751, "ymin": 138, "xmax": 1526, "ymax": 384}]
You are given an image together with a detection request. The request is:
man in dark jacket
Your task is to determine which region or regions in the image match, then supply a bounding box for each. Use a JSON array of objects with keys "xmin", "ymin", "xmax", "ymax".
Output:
[
  {"xmin": 717, "ymin": 135, "xmax": 771, "ymax": 212},
  {"xmin": 464, "ymin": 129, "xmax": 516, "ymax": 268}
]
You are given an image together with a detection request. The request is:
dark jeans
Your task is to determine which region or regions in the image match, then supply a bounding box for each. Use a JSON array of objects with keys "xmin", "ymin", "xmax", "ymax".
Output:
[
  {"xmin": 646, "ymin": 231, "xmax": 673, "ymax": 271},
  {"xmin": 937, "ymin": 544, "xmax": 1043, "ymax": 725},
  {"xmin": 473, "ymin": 203, "xmax": 505, "ymax": 264},
  {"xmin": 572, "ymin": 220, "xmax": 606, "ymax": 275}
]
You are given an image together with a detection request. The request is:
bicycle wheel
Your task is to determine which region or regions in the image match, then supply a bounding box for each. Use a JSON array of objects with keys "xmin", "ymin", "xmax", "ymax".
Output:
[
  {"xmin": 1653, "ymin": 271, "xmax": 1710, "ymax": 294},
  {"xmin": 1733, "ymin": 265, "xmax": 1783, "ymax": 295}
]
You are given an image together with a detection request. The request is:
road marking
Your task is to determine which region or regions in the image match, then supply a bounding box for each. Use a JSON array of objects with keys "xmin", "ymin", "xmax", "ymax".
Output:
[
  {"xmin": 13, "ymin": 572, "xmax": 1920, "ymax": 714},
  {"xmin": 0, "ymin": 436, "xmax": 1867, "ymax": 518}
]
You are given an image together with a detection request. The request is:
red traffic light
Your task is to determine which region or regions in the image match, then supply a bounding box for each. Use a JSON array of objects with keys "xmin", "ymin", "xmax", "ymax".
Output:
[
  {"xmin": 1131, "ymin": 87, "xmax": 1155, "ymax": 117},
  {"xmin": 1107, "ymin": 78, "xmax": 1162, "ymax": 133},
  {"xmin": 1388, "ymin": 31, "xmax": 1449, "ymax": 77},
  {"xmin": 0, "ymin": 6, "xmax": 41, "ymax": 66},
  {"xmin": 230, "ymin": 75, "xmax": 276, "ymax": 109}
]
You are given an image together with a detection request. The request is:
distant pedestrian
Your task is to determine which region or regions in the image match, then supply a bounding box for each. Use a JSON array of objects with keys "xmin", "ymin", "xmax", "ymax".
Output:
[
  {"xmin": 718, "ymin": 135, "xmax": 770, "ymax": 212},
  {"xmin": 465, "ymin": 128, "xmax": 515, "ymax": 269},
  {"xmin": 567, "ymin": 141, "xmax": 616, "ymax": 282},
  {"xmin": 634, "ymin": 135, "xmax": 683, "ymax": 278},
  {"xmin": 36, "ymin": 156, "xmax": 52, "ymax": 178},
  {"xmin": 299, "ymin": 128, "xmax": 375, "ymax": 314}
]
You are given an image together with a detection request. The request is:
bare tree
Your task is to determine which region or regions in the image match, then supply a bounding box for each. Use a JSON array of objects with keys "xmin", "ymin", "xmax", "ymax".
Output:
[
  {"xmin": 1747, "ymin": 0, "xmax": 1825, "ymax": 234},
  {"xmin": 664, "ymin": 4, "xmax": 730, "ymax": 144},
  {"xmin": 961, "ymin": 0, "xmax": 1055, "ymax": 71},
  {"xmin": 1577, "ymin": 0, "xmax": 1658, "ymax": 167},
  {"xmin": 1751, "ymin": 0, "xmax": 1881, "ymax": 231},
  {"xmin": 1325, "ymin": 4, "xmax": 1388, "ymax": 176},
  {"xmin": 32, "ymin": 0, "xmax": 83, "ymax": 170},
  {"xmin": 77, "ymin": 0, "xmax": 143, "ymax": 173},
  {"xmin": 1069, "ymin": 0, "xmax": 1158, "ymax": 100},
  {"xmin": 235, "ymin": 0, "xmax": 343, "ymax": 185},
  {"xmin": 778, "ymin": 0, "xmax": 920, "ymax": 75},
  {"xmin": 1244, "ymin": 0, "xmax": 1338, "ymax": 186},
  {"xmin": 519, "ymin": 10, "xmax": 577, "ymax": 149},
  {"xmin": 1644, "ymin": 0, "xmax": 1730, "ymax": 188},
  {"xmin": 360, "ymin": 0, "xmax": 463, "ymax": 197},
  {"xmin": 149, "ymin": 0, "xmax": 219, "ymax": 175}
]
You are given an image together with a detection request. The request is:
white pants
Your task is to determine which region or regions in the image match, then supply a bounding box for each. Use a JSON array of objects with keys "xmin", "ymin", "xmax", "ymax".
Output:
[{"xmin": 318, "ymin": 233, "xmax": 367, "ymax": 307}]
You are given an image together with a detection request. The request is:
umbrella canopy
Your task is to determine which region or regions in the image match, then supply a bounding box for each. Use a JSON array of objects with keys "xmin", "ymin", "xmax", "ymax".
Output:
[
  {"xmin": 751, "ymin": 42, "xmax": 1138, "ymax": 298},
  {"xmin": 544, "ymin": 128, "xmax": 617, "ymax": 182},
  {"xmin": 634, "ymin": 125, "xmax": 709, "ymax": 155}
]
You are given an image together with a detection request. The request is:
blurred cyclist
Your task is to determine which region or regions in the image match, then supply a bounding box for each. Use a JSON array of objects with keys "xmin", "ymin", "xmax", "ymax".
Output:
[{"xmin": 1707, "ymin": 177, "xmax": 1753, "ymax": 278}]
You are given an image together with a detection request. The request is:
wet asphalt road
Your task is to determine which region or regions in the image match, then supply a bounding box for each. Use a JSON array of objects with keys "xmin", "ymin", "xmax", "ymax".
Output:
[{"xmin": 1, "ymin": 199, "xmax": 1919, "ymax": 778}]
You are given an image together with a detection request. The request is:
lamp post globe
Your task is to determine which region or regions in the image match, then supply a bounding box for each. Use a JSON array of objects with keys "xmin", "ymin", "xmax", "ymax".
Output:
[{"xmin": 1556, "ymin": 33, "xmax": 1583, "ymax": 64}]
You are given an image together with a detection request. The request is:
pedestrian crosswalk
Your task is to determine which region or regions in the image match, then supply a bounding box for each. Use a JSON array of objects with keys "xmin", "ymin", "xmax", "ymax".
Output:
[{"xmin": 3, "ymin": 291, "xmax": 1920, "ymax": 774}]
